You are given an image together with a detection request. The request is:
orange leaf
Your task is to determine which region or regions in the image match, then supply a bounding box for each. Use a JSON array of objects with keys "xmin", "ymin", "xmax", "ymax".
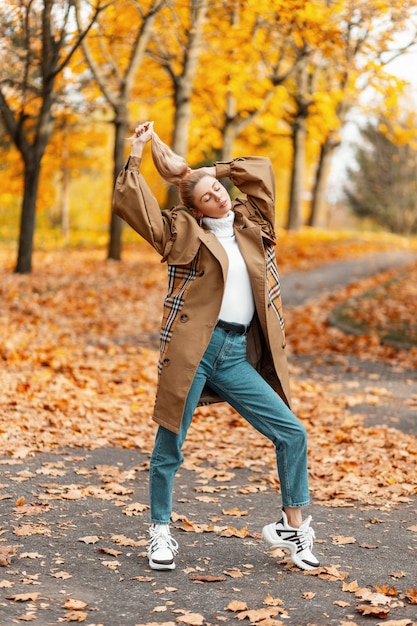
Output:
[
  {"xmin": 226, "ymin": 600, "xmax": 248, "ymax": 612},
  {"xmin": 175, "ymin": 613, "xmax": 205, "ymax": 625},
  {"xmin": 63, "ymin": 599, "xmax": 88, "ymax": 610},
  {"xmin": 6, "ymin": 593, "xmax": 40, "ymax": 602}
]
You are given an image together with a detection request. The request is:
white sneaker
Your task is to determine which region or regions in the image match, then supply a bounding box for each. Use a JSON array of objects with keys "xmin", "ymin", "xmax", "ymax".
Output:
[
  {"xmin": 148, "ymin": 525, "xmax": 179, "ymax": 571},
  {"xmin": 262, "ymin": 510, "xmax": 320, "ymax": 571}
]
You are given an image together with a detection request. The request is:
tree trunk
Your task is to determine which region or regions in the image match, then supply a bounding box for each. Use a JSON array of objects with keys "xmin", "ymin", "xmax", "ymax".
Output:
[
  {"xmin": 107, "ymin": 111, "xmax": 128, "ymax": 260},
  {"xmin": 60, "ymin": 127, "xmax": 70, "ymax": 241},
  {"xmin": 61, "ymin": 165, "xmax": 70, "ymax": 241},
  {"xmin": 15, "ymin": 160, "xmax": 41, "ymax": 274},
  {"xmin": 286, "ymin": 114, "xmax": 306, "ymax": 231},
  {"xmin": 308, "ymin": 137, "xmax": 338, "ymax": 227}
]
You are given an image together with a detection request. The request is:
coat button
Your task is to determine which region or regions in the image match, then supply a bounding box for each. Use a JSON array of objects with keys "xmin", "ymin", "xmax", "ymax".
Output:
[{"xmin": 180, "ymin": 313, "xmax": 189, "ymax": 322}]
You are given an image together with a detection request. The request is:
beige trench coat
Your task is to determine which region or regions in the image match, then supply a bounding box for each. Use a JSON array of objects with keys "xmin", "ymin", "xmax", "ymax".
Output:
[{"xmin": 113, "ymin": 155, "xmax": 292, "ymax": 434}]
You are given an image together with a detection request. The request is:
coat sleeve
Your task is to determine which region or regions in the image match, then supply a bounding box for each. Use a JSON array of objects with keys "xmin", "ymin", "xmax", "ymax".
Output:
[
  {"xmin": 112, "ymin": 156, "xmax": 173, "ymax": 257},
  {"xmin": 215, "ymin": 157, "xmax": 276, "ymax": 232}
]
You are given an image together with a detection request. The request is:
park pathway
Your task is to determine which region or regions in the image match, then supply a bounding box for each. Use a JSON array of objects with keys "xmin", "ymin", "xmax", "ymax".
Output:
[
  {"xmin": 1, "ymin": 248, "xmax": 416, "ymax": 626},
  {"xmin": 281, "ymin": 249, "xmax": 416, "ymax": 306},
  {"xmin": 281, "ymin": 249, "xmax": 417, "ymax": 436}
]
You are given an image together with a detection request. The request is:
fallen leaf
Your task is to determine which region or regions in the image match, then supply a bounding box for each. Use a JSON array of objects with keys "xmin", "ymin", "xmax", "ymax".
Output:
[
  {"xmin": 223, "ymin": 567, "xmax": 244, "ymax": 578},
  {"xmin": 6, "ymin": 592, "xmax": 40, "ymax": 602},
  {"xmin": 217, "ymin": 526, "xmax": 250, "ymax": 538},
  {"xmin": 331, "ymin": 535, "xmax": 356, "ymax": 545},
  {"xmin": 0, "ymin": 579, "xmax": 14, "ymax": 588},
  {"xmin": 63, "ymin": 599, "xmax": 88, "ymax": 610},
  {"xmin": 356, "ymin": 591, "xmax": 394, "ymax": 606},
  {"xmin": 343, "ymin": 580, "xmax": 360, "ymax": 592},
  {"xmin": 189, "ymin": 574, "xmax": 226, "ymax": 583},
  {"xmin": 102, "ymin": 560, "xmax": 120, "ymax": 570},
  {"xmin": 19, "ymin": 552, "xmax": 45, "ymax": 559},
  {"xmin": 405, "ymin": 588, "xmax": 417, "ymax": 604},
  {"xmin": 263, "ymin": 595, "xmax": 284, "ymax": 607},
  {"xmin": 98, "ymin": 547, "xmax": 122, "ymax": 557},
  {"xmin": 236, "ymin": 607, "xmax": 282, "ymax": 621},
  {"xmin": 78, "ymin": 535, "xmax": 99, "ymax": 544},
  {"xmin": 222, "ymin": 507, "xmax": 248, "ymax": 517},
  {"xmin": 13, "ymin": 524, "xmax": 50, "ymax": 537},
  {"xmin": 112, "ymin": 534, "xmax": 144, "ymax": 547},
  {"xmin": 62, "ymin": 611, "xmax": 88, "ymax": 622},
  {"xmin": 226, "ymin": 600, "xmax": 248, "ymax": 612},
  {"xmin": 175, "ymin": 613, "xmax": 205, "ymax": 625},
  {"xmin": 356, "ymin": 604, "xmax": 390, "ymax": 618},
  {"xmin": 308, "ymin": 565, "xmax": 349, "ymax": 581},
  {"xmin": 375, "ymin": 584, "xmax": 398, "ymax": 596},
  {"xmin": 0, "ymin": 545, "xmax": 17, "ymax": 566},
  {"xmin": 123, "ymin": 502, "xmax": 149, "ymax": 516}
]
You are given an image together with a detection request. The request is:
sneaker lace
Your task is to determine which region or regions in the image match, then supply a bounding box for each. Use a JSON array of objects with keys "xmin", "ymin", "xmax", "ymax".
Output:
[
  {"xmin": 148, "ymin": 526, "xmax": 179, "ymax": 555},
  {"xmin": 298, "ymin": 519, "xmax": 315, "ymax": 550},
  {"xmin": 303, "ymin": 526, "xmax": 315, "ymax": 549}
]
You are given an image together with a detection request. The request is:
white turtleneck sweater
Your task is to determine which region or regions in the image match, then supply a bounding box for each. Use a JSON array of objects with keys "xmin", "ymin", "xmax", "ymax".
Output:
[{"xmin": 203, "ymin": 211, "xmax": 255, "ymax": 325}]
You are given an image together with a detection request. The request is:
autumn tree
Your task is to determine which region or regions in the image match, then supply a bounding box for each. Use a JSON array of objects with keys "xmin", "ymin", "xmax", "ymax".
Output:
[
  {"xmin": 193, "ymin": 1, "xmax": 342, "ymax": 229},
  {"xmin": 0, "ymin": 0, "xmax": 109, "ymax": 273},
  {"xmin": 308, "ymin": 0, "xmax": 417, "ymax": 228},
  {"xmin": 276, "ymin": 2, "xmax": 344, "ymax": 231},
  {"xmin": 74, "ymin": 0, "xmax": 166, "ymax": 261},
  {"xmin": 145, "ymin": 0, "xmax": 208, "ymax": 207},
  {"xmin": 193, "ymin": 2, "xmax": 278, "ymax": 163},
  {"xmin": 344, "ymin": 118, "xmax": 417, "ymax": 234}
]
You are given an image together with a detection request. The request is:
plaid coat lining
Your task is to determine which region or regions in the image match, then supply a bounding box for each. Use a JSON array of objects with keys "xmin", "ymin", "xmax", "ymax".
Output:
[
  {"xmin": 266, "ymin": 244, "xmax": 285, "ymax": 334},
  {"xmin": 158, "ymin": 254, "xmax": 200, "ymax": 375}
]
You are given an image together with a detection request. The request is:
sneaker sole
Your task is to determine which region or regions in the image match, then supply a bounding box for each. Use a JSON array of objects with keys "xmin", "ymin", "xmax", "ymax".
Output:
[
  {"xmin": 262, "ymin": 525, "xmax": 319, "ymax": 571},
  {"xmin": 149, "ymin": 558, "xmax": 176, "ymax": 571}
]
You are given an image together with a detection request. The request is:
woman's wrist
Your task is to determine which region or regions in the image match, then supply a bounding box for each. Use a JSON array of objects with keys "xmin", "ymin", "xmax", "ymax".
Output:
[{"xmin": 130, "ymin": 141, "xmax": 145, "ymax": 158}]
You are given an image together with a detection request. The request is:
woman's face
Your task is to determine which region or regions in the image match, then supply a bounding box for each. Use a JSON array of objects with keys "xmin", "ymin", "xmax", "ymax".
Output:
[{"xmin": 192, "ymin": 176, "xmax": 232, "ymax": 218}]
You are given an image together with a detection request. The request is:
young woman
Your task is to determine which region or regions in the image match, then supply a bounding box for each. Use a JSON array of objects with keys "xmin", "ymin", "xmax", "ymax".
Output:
[{"xmin": 112, "ymin": 121, "xmax": 319, "ymax": 572}]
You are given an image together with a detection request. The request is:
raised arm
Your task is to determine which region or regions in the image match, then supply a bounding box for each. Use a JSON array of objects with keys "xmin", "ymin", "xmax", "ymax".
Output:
[
  {"xmin": 215, "ymin": 157, "xmax": 276, "ymax": 229},
  {"xmin": 112, "ymin": 122, "xmax": 172, "ymax": 256}
]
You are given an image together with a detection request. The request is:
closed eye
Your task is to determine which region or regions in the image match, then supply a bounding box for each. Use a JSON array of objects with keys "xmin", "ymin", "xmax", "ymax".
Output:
[{"xmin": 203, "ymin": 186, "xmax": 221, "ymax": 202}]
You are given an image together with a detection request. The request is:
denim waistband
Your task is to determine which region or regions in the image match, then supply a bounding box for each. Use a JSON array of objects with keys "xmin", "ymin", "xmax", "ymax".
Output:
[{"xmin": 215, "ymin": 319, "xmax": 249, "ymax": 335}]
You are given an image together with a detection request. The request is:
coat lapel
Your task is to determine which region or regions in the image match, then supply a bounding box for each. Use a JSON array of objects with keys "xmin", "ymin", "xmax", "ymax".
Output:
[{"xmin": 199, "ymin": 230, "xmax": 229, "ymax": 284}]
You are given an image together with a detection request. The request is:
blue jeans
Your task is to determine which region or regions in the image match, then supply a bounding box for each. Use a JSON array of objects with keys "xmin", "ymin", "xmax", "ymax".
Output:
[{"xmin": 149, "ymin": 326, "xmax": 310, "ymax": 524}]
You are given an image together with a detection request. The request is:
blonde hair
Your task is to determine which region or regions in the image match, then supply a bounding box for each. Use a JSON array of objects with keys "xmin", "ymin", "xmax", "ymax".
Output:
[
  {"xmin": 150, "ymin": 131, "xmax": 188, "ymax": 186},
  {"xmin": 150, "ymin": 130, "xmax": 210, "ymax": 209}
]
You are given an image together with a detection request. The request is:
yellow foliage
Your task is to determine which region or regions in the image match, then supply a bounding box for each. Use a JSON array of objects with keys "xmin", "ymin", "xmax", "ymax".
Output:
[{"xmin": 2, "ymin": 0, "xmax": 417, "ymax": 243}]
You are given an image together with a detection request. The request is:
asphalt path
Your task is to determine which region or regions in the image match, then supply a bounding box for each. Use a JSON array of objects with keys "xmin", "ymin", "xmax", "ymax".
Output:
[
  {"xmin": 1, "ymin": 250, "xmax": 416, "ymax": 626},
  {"xmin": 281, "ymin": 249, "xmax": 417, "ymax": 307}
]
